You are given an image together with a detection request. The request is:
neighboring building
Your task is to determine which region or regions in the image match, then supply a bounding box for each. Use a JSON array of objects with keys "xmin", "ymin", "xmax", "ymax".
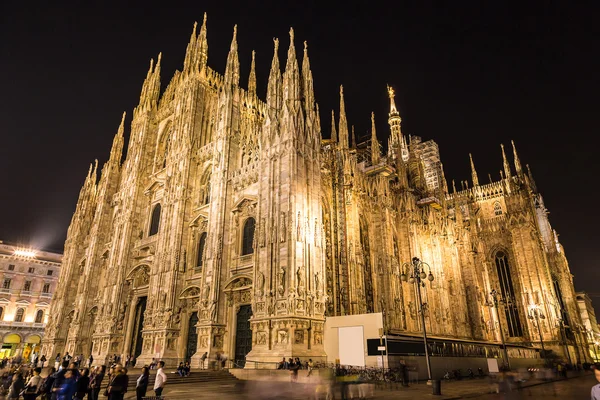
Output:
[
  {"xmin": 43, "ymin": 15, "xmax": 588, "ymax": 368},
  {"xmin": 0, "ymin": 241, "xmax": 62, "ymax": 360},
  {"xmin": 576, "ymin": 292, "xmax": 600, "ymax": 361}
]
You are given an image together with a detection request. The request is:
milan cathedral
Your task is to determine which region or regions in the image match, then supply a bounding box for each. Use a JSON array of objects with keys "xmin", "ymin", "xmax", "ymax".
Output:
[{"xmin": 42, "ymin": 14, "xmax": 588, "ymax": 367}]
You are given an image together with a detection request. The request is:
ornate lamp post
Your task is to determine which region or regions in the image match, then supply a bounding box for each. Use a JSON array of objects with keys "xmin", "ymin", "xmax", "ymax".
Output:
[
  {"xmin": 528, "ymin": 305, "xmax": 546, "ymax": 361},
  {"xmin": 397, "ymin": 257, "xmax": 435, "ymax": 384},
  {"xmin": 486, "ymin": 289, "xmax": 511, "ymax": 370}
]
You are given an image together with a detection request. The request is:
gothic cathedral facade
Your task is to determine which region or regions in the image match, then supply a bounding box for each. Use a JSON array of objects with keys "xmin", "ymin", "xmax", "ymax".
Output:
[{"xmin": 42, "ymin": 15, "xmax": 588, "ymax": 367}]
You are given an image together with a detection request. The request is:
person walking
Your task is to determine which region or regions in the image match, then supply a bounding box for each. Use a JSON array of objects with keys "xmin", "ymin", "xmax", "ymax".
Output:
[
  {"xmin": 22, "ymin": 367, "xmax": 43, "ymax": 400},
  {"xmin": 153, "ymin": 361, "xmax": 167, "ymax": 398},
  {"xmin": 135, "ymin": 367, "xmax": 149, "ymax": 400},
  {"xmin": 87, "ymin": 354, "xmax": 94, "ymax": 369},
  {"xmin": 200, "ymin": 352, "xmax": 207, "ymax": 369}
]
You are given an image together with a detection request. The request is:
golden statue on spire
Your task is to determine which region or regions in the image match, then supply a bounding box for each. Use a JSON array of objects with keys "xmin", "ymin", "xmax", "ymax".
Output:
[{"xmin": 387, "ymin": 84, "xmax": 398, "ymax": 115}]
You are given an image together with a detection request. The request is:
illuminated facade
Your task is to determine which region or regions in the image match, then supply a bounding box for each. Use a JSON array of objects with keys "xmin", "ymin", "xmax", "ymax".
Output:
[
  {"xmin": 576, "ymin": 292, "xmax": 600, "ymax": 361},
  {"xmin": 43, "ymin": 15, "xmax": 588, "ymax": 367},
  {"xmin": 0, "ymin": 241, "xmax": 61, "ymax": 359}
]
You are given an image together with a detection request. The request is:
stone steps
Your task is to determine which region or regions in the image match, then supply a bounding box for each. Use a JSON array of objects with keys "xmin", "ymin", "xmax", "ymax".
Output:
[{"xmin": 101, "ymin": 369, "xmax": 240, "ymax": 388}]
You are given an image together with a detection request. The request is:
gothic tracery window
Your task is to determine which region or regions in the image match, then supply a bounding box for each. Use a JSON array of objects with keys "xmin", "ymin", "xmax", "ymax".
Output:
[
  {"xmin": 149, "ymin": 204, "xmax": 161, "ymax": 236},
  {"xmin": 196, "ymin": 232, "xmax": 207, "ymax": 270},
  {"xmin": 241, "ymin": 217, "xmax": 256, "ymax": 256},
  {"xmin": 495, "ymin": 251, "xmax": 523, "ymax": 337},
  {"xmin": 494, "ymin": 201, "xmax": 503, "ymax": 216}
]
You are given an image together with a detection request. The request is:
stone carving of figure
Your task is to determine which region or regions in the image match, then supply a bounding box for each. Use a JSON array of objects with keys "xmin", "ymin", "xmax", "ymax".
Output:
[
  {"xmin": 279, "ymin": 212, "xmax": 286, "ymax": 242},
  {"xmin": 277, "ymin": 267, "xmax": 286, "ymax": 295},
  {"xmin": 314, "ymin": 271, "xmax": 321, "ymax": 291},
  {"xmin": 256, "ymin": 270, "xmax": 265, "ymax": 297},
  {"xmin": 209, "ymin": 301, "xmax": 217, "ymax": 322},
  {"xmin": 297, "ymin": 266, "xmax": 305, "ymax": 288},
  {"xmin": 202, "ymin": 283, "xmax": 210, "ymax": 304}
]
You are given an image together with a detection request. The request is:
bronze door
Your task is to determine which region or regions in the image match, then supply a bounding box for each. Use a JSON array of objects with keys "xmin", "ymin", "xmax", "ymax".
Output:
[
  {"xmin": 234, "ymin": 305, "xmax": 253, "ymax": 367},
  {"xmin": 186, "ymin": 312, "xmax": 199, "ymax": 362}
]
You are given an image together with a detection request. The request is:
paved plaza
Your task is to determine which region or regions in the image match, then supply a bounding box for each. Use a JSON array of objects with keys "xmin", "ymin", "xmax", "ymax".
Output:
[{"xmin": 118, "ymin": 370, "xmax": 594, "ymax": 399}]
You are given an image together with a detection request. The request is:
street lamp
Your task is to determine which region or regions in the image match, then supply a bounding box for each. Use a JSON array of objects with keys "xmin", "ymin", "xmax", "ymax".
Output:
[
  {"xmin": 486, "ymin": 289, "xmax": 511, "ymax": 370},
  {"xmin": 397, "ymin": 257, "xmax": 435, "ymax": 385},
  {"xmin": 528, "ymin": 305, "xmax": 546, "ymax": 361}
]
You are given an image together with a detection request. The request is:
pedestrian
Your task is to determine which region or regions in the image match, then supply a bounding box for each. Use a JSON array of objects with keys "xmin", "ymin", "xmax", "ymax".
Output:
[
  {"xmin": 592, "ymin": 363, "xmax": 600, "ymax": 400},
  {"xmin": 87, "ymin": 354, "xmax": 94, "ymax": 369},
  {"xmin": 307, "ymin": 359, "xmax": 314, "ymax": 377},
  {"xmin": 22, "ymin": 367, "xmax": 43, "ymax": 400},
  {"xmin": 88, "ymin": 365, "xmax": 105, "ymax": 400},
  {"xmin": 6, "ymin": 372, "xmax": 24, "ymax": 400},
  {"xmin": 106, "ymin": 366, "xmax": 128, "ymax": 400},
  {"xmin": 54, "ymin": 353, "xmax": 61, "ymax": 370},
  {"xmin": 135, "ymin": 366, "xmax": 149, "ymax": 400},
  {"xmin": 73, "ymin": 368, "xmax": 90, "ymax": 400},
  {"xmin": 39, "ymin": 366, "xmax": 56, "ymax": 400},
  {"xmin": 153, "ymin": 361, "xmax": 167, "ymax": 398},
  {"xmin": 200, "ymin": 352, "xmax": 207, "ymax": 369},
  {"xmin": 40, "ymin": 354, "xmax": 47, "ymax": 368},
  {"xmin": 55, "ymin": 369, "xmax": 77, "ymax": 400}
]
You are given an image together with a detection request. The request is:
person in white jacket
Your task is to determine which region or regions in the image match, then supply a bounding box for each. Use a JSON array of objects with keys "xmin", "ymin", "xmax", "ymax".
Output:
[{"xmin": 153, "ymin": 361, "xmax": 167, "ymax": 398}]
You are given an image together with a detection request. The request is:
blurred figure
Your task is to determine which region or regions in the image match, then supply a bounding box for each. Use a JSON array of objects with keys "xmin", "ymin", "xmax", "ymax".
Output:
[
  {"xmin": 591, "ymin": 363, "xmax": 600, "ymax": 400},
  {"xmin": 107, "ymin": 366, "xmax": 128, "ymax": 400},
  {"xmin": 22, "ymin": 367, "xmax": 43, "ymax": 400},
  {"xmin": 200, "ymin": 352, "xmax": 208, "ymax": 369},
  {"xmin": 56, "ymin": 369, "xmax": 77, "ymax": 400},
  {"xmin": 89, "ymin": 365, "xmax": 106, "ymax": 400},
  {"xmin": 136, "ymin": 366, "xmax": 149, "ymax": 400},
  {"xmin": 74, "ymin": 368, "xmax": 90, "ymax": 400},
  {"xmin": 7, "ymin": 372, "xmax": 25, "ymax": 400}
]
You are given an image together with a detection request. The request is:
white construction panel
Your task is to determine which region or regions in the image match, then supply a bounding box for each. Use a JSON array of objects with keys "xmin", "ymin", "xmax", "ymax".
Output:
[{"xmin": 338, "ymin": 326, "xmax": 365, "ymax": 367}]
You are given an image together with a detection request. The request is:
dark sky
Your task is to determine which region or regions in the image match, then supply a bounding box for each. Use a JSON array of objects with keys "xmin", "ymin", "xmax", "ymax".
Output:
[{"xmin": 1, "ymin": 2, "xmax": 598, "ymax": 294}]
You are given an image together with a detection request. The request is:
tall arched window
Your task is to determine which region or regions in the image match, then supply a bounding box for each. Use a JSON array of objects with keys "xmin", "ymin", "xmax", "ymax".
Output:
[
  {"xmin": 495, "ymin": 251, "xmax": 523, "ymax": 337},
  {"xmin": 196, "ymin": 232, "xmax": 207, "ymax": 270},
  {"xmin": 149, "ymin": 204, "xmax": 161, "ymax": 236},
  {"xmin": 35, "ymin": 309, "xmax": 44, "ymax": 323},
  {"xmin": 15, "ymin": 308, "xmax": 25, "ymax": 322},
  {"xmin": 241, "ymin": 217, "xmax": 256, "ymax": 256}
]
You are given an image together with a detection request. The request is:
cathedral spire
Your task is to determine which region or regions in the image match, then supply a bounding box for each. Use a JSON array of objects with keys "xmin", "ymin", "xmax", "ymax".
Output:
[
  {"xmin": 224, "ymin": 25, "xmax": 240, "ymax": 87},
  {"xmin": 109, "ymin": 112, "xmax": 126, "ymax": 165},
  {"xmin": 315, "ymin": 103, "xmax": 322, "ymax": 137},
  {"xmin": 351, "ymin": 125, "xmax": 356, "ymax": 149},
  {"xmin": 440, "ymin": 163, "xmax": 449, "ymax": 194},
  {"xmin": 302, "ymin": 41, "xmax": 315, "ymax": 112},
  {"xmin": 266, "ymin": 38, "xmax": 282, "ymax": 111},
  {"xmin": 501, "ymin": 143, "xmax": 512, "ymax": 179},
  {"xmin": 183, "ymin": 22, "xmax": 198, "ymax": 73},
  {"xmin": 511, "ymin": 140, "xmax": 522, "ymax": 174},
  {"xmin": 248, "ymin": 50, "xmax": 257, "ymax": 96},
  {"xmin": 387, "ymin": 84, "xmax": 402, "ymax": 157},
  {"xmin": 469, "ymin": 153, "xmax": 480, "ymax": 186},
  {"xmin": 138, "ymin": 54, "xmax": 161, "ymax": 112},
  {"xmin": 371, "ymin": 112, "xmax": 380, "ymax": 164},
  {"xmin": 338, "ymin": 85, "xmax": 349, "ymax": 149},
  {"xmin": 197, "ymin": 13, "xmax": 208, "ymax": 69},
  {"xmin": 283, "ymin": 28, "xmax": 300, "ymax": 102},
  {"xmin": 330, "ymin": 110, "xmax": 337, "ymax": 142}
]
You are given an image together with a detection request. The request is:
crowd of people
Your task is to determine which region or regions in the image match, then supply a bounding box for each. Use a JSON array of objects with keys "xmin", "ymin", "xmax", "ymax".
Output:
[{"xmin": 0, "ymin": 355, "xmax": 167, "ymax": 400}]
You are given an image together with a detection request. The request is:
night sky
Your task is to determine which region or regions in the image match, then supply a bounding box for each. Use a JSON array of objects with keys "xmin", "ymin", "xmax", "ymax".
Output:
[{"xmin": 1, "ymin": 2, "xmax": 598, "ymax": 294}]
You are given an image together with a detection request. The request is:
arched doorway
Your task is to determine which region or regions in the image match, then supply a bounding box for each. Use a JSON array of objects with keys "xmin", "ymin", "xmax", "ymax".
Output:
[
  {"xmin": 1, "ymin": 334, "xmax": 21, "ymax": 358},
  {"xmin": 234, "ymin": 305, "xmax": 253, "ymax": 367},
  {"xmin": 129, "ymin": 297, "xmax": 147, "ymax": 359},
  {"xmin": 186, "ymin": 312, "xmax": 199, "ymax": 362},
  {"xmin": 23, "ymin": 335, "xmax": 41, "ymax": 361}
]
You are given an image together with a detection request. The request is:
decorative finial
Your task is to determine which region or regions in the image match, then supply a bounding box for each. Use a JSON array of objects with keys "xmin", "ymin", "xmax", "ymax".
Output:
[
  {"xmin": 203, "ymin": 12, "xmax": 207, "ymax": 24},
  {"xmin": 304, "ymin": 40, "xmax": 308, "ymax": 51},
  {"xmin": 289, "ymin": 27, "xmax": 294, "ymax": 41},
  {"xmin": 233, "ymin": 24, "xmax": 237, "ymax": 40},
  {"xmin": 273, "ymin": 37, "xmax": 279, "ymax": 52},
  {"xmin": 387, "ymin": 84, "xmax": 395, "ymax": 99},
  {"xmin": 340, "ymin": 85, "xmax": 344, "ymax": 96}
]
